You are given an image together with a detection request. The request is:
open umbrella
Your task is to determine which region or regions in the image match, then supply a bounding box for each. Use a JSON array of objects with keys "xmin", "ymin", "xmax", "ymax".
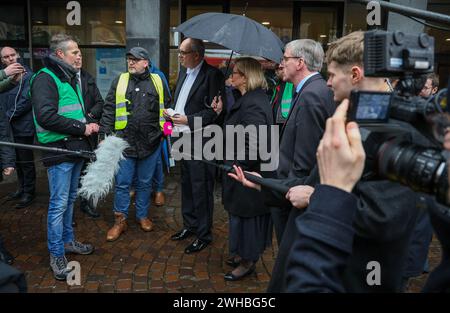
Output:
[{"xmin": 175, "ymin": 12, "xmax": 284, "ymax": 63}]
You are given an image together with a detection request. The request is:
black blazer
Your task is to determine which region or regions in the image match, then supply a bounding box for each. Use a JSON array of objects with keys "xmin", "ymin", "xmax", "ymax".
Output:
[
  {"xmin": 277, "ymin": 73, "xmax": 335, "ymax": 180},
  {"xmin": 173, "ymin": 61, "xmax": 224, "ymax": 129},
  {"xmin": 80, "ymin": 69, "xmax": 104, "ymax": 122},
  {"xmin": 222, "ymin": 88, "xmax": 273, "ymax": 218}
]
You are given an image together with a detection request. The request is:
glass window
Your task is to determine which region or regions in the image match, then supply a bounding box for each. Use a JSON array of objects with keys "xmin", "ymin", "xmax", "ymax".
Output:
[
  {"xmin": 31, "ymin": 0, "xmax": 125, "ymax": 46},
  {"xmin": 344, "ymin": 2, "xmax": 368, "ymax": 34},
  {"xmin": 230, "ymin": 0, "xmax": 293, "ymax": 44},
  {"xmin": 0, "ymin": 2, "xmax": 26, "ymax": 41},
  {"xmin": 299, "ymin": 6, "xmax": 339, "ymax": 45}
]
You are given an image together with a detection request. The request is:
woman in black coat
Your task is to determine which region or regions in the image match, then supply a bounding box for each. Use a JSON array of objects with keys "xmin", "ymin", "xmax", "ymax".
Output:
[{"xmin": 212, "ymin": 57, "xmax": 274, "ymax": 281}]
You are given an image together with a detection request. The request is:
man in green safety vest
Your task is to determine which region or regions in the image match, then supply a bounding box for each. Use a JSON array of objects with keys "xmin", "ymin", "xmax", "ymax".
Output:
[
  {"xmin": 30, "ymin": 34, "xmax": 98, "ymax": 281},
  {"xmin": 99, "ymin": 47, "xmax": 170, "ymax": 242}
]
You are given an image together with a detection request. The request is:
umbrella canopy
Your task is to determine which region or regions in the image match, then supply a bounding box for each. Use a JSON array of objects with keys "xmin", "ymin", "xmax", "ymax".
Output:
[{"xmin": 175, "ymin": 13, "xmax": 284, "ymax": 63}]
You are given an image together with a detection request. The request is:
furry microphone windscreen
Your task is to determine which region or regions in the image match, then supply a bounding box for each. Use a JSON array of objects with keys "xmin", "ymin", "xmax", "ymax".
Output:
[{"xmin": 78, "ymin": 136, "xmax": 129, "ymax": 207}]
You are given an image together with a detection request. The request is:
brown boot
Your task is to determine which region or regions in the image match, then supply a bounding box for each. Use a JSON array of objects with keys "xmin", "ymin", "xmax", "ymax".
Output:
[
  {"xmin": 154, "ymin": 191, "xmax": 165, "ymax": 206},
  {"xmin": 138, "ymin": 217, "xmax": 154, "ymax": 232},
  {"xmin": 106, "ymin": 212, "xmax": 128, "ymax": 241}
]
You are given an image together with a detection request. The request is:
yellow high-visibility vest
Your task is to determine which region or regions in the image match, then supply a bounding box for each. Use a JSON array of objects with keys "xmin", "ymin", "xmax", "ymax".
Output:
[{"xmin": 115, "ymin": 72, "xmax": 164, "ymax": 130}]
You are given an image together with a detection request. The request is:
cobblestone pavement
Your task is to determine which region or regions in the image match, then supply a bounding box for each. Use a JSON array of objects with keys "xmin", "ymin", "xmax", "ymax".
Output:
[{"xmin": 0, "ymin": 171, "xmax": 441, "ymax": 293}]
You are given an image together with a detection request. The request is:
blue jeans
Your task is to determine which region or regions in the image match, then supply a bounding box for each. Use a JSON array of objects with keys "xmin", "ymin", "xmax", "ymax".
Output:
[
  {"xmin": 132, "ymin": 149, "xmax": 164, "ymax": 192},
  {"xmin": 114, "ymin": 144, "xmax": 161, "ymax": 219},
  {"xmin": 47, "ymin": 161, "xmax": 84, "ymax": 257},
  {"xmin": 153, "ymin": 153, "xmax": 164, "ymax": 192}
]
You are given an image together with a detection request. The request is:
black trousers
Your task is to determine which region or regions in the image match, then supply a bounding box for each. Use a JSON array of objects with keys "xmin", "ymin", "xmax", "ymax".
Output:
[
  {"xmin": 270, "ymin": 205, "xmax": 291, "ymax": 245},
  {"xmin": 180, "ymin": 159, "xmax": 215, "ymax": 243},
  {"xmin": 13, "ymin": 136, "xmax": 36, "ymax": 195}
]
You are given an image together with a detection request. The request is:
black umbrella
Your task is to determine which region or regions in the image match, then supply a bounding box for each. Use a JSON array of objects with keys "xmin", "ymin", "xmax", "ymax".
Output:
[{"xmin": 175, "ymin": 12, "xmax": 284, "ymax": 63}]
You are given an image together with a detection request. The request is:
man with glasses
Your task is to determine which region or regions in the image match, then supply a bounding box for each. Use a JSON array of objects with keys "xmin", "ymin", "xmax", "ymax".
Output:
[
  {"xmin": 167, "ymin": 38, "xmax": 224, "ymax": 254},
  {"xmin": 264, "ymin": 39, "xmax": 335, "ymax": 291},
  {"xmin": 100, "ymin": 47, "xmax": 170, "ymax": 242}
]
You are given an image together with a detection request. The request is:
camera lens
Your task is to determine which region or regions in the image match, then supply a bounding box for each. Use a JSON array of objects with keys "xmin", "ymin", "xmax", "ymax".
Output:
[{"xmin": 377, "ymin": 140, "xmax": 449, "ymax": 206}]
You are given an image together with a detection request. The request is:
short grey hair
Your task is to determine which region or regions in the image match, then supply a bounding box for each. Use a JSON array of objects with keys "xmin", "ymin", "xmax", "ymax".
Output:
[
  {"xmin": 285, "ymin": 39, "xmax": 324, "ymax": 72},
  {"xmin": 50, "ymin": 33, "xmax": 77, "ymax": 53},
  {"xmin": 189, "ymin": 38, "xmax": 205, "ymax": 58}
]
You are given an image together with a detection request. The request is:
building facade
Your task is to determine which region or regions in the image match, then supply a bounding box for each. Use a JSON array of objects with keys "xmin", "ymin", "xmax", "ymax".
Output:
[{"xmin": 0, "ymin": 0, "xmax": 449, "ymax": 96}]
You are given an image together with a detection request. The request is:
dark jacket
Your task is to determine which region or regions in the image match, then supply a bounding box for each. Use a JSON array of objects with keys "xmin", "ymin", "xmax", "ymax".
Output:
[
  {"xmin": 173, "ymin": 61, "xmax": 224, "ymax": 129},
  {"xmin": 101, "ymin": 69, "xmax": 170, "ymax": 159},
  {"xmin": 0, "ymin": 69, "xmax": 16, "ymax": 93},
  {"xmin": 79, "ymin": 69, "xmax": 104, "ymax": 123},
  {"xmin": 30, "ymin": 54, "xmax": 92, "ymax": 167},
  {"xmin": 222, "ymin": 88, "xmax": 273, "ymax": 218},
  {"xmin": 79, "ymin": 69, "xmax": 104, "ymax": 149},
  {"xmin": 0, "ymin": 65, "xmax": 35, "ymax": 137},
  {"xmin": 286, "ymin": 185, "xmax": 358, "ymax": 292},
  {"xmin": 277, "ymin": 74, "xmax": 335, "ymax": 180}
]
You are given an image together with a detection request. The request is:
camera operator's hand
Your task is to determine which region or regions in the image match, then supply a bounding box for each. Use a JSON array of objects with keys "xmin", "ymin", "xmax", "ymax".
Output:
[
  {"xmin": 228, "ymin": 165, "xmax": 261, "ymax": 191},
  {"xmin": 286, "ymin": 185, "xmax": 315, "ymax": 209},
  {"xmin": 317, "ymin": 99, "xmax": 365, "ymax": 193}
]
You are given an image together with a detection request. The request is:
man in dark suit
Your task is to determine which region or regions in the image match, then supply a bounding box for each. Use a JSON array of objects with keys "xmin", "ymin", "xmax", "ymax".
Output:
[
  {"xmin": 167, "ymin": 38, "xmax": 224, "ymax": 254},
  {"xmin": 266, "ymin": 39, "xmax": 335, "ymax": 291},
  {"xmin": 72, "ymin": 50, "xmax": 104, "ymax": 219},
  {"xmin": 269, "ymin": 40, "xmax": 335, "ymax": 245}
]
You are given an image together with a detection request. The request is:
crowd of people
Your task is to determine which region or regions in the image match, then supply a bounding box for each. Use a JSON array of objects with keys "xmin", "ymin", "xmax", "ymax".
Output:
[{"xmin": 0, "ymin": 30, "xmax": 449, "ymax": 293}]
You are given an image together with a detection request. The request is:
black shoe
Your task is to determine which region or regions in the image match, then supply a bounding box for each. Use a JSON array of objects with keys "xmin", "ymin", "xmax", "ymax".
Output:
[
  {"xmin": 171, "ymin": 229, "xmax": 194, "ymax": 241},
  {"xmin": 80, "ymin": 199, "xmax": 100, "ymax": 218},
  {"xmin": 72, "ymin": 220, "xmax": 77, "ymax": 227},
  {"xmin": 5, "ymin": 190, "xmax": 23, "ymax": 201},
  {"xmin": 184, "ymin": 239, "xmax": 209, "ymax": 254},
  {"xmin": 224, "ymin": 264, "xmax": 256, "ymax": 281},
  {"xmin": 0, "ymin": 246, "xmax": 14, "ymax": 265},
  {"xmin": 14, "ymin": 193, "xmax": 35, "ymax": 209}
]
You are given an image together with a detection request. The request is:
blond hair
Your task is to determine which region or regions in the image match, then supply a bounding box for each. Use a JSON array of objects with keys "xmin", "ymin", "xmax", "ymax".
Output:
[
  {"xmin": 326, "ymin": 31, "xmax": 364, "ymax": 69},
  {"xmin": 234, "ymin": 57, "xmax": 268, "ymax": 92}
]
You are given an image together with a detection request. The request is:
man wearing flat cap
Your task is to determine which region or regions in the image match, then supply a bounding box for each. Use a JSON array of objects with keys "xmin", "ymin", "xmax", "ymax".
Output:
[{"xmin": 100, "ymin": 47, "xmax": 170, "ymax": 241}]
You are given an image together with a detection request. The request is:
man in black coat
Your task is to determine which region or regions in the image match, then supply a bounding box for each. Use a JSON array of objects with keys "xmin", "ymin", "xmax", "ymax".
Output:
[
  {"xmin": 0, "ymin": 47, "xmax": 36, "ymax": 209},
  {"xmin": 31, "ymin": 34, "xmax": 98, "ymax": 280},
  {"xmin": 167, "ymin": 38, "xmax": 224, "ymax": 254},
  {"xmin": 260, "ymin": 39, "xmax": 334, "ymax": 292},
  {"xmin": 100, "ymin": 47, "xmax": 170, "ymax": 242},
  {"xmin": 72, "ymin": 51, "xmax": 104, "ymax": 219}
]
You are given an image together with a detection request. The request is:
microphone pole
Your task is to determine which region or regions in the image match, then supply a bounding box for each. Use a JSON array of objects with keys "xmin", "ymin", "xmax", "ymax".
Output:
[{"xmin": 0, "ymin": 140, "xmax": 95, "ymax": 160}]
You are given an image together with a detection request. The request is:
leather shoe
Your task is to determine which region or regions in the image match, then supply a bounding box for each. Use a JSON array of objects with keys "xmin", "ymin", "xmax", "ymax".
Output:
[
  {"xmin": 171, "ymin": 229, "xmax": 193, "ymax": 241},
  {"xmin": 184, "ymin": 239, "xmax": 209, "ymax": 254},
  {"xmin": 72, "ymin": 220, "xmax": 77, "ymax": 227},
  {"xmin": 138, "ymin": 217, "xmax": 154, "ymax": 232},
  {"xmin": 224, "ymin": 264, "xmax": 256, "ymax": 281},
  {"xmin": 154, "ymin": 191, "xmax": 165, "ymax": 206},
  {"xmin": 80, "ymin": 199, "xmax": 100, "ymax": 218},
  {"xmin": 15, "ymin": 193, "xmax": 35, "ymax": 209},
  {"xmin": 6, "ymin": 190, "xmax": 23, "ymax": 201}
]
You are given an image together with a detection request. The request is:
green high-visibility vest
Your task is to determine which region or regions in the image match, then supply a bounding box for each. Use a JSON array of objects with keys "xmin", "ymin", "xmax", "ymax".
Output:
[
  {"xmin": 31, "ymin": 68, "xmax": 86, "ymax": 144},
  {"xmin": 115, "ymin": 72, "xmax": 164, "ymax": 130}
]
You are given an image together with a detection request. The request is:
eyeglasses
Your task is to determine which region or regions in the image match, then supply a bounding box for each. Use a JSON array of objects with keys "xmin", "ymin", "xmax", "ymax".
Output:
[
  {"xmin": 178, "ymin": 50, "xmax": 194, "ymax": 56},
  {"xmin": 126, "ymin": 57, "xmax": 144, "ymax": 64},
  {"xmin": 280, "ymin": 56, "xmax": 301, "ymax": 64}
]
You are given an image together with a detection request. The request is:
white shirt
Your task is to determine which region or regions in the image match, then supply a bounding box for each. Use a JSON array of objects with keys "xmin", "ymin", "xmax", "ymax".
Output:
[{"xmin": 173, "ymin": 60, "xmax": 204, "ymax": 133}]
